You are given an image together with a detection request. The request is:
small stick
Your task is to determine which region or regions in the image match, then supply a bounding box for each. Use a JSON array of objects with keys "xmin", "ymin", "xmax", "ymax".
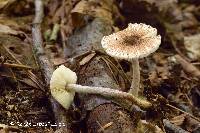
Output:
[
  {"xmin": 32, "ymin": 0, "xmax": 72, "ymax": 129},
  {"xmin": 166, "ymin": 104, "xmax": 200, "ymax": 122},
  {"xmin": 97, "ymin": 121, "xmax": 113, "ymax": 132},
  {"xmin": 163, "ymin": 119, "xmax": 189, "ymax": 133},
  {"xmin": 1, "ymin": 63, "xmax": 32, "ymax": 69}
]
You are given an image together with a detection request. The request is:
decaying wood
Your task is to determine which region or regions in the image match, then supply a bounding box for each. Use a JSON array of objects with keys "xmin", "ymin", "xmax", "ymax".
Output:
[
  {"xmin": 32, "ymin": 0, "xmax": 73, "ymax": 131},
  {"xmin": 163, "ymin": 119, "xmax": 189, "ymax": 133},
  {"xmin": 67, "ymin": 19, "xmax": 138, "ymax": 132}
]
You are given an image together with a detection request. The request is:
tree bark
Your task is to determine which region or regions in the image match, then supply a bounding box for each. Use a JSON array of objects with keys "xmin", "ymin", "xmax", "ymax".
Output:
[{"xmin": 67, "ymin": 19, "xmax": 139, "ymax": 132}]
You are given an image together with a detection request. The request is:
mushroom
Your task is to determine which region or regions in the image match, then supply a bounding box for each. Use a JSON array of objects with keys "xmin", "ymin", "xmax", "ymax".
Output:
[
  {"xmin": 50, "ymin": 65, "xmax": 152, "ymax": 109},
  {"xmin": 101, "ymin": 23, "xmax": 161, "ymax": 96},
  {"xmin": 50, "ymin": 65, "xmax": 77, "ymax": 109}
]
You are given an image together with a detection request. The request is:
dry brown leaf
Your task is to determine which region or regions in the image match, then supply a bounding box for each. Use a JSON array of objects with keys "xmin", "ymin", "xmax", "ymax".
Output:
[
  {"xmin": 157, "ymin": 67, "xmax": 170, "ymax": 80},
  {"xmin": 179, "ymin": 12, "xmax": 198, "ymax": 29},
  {"xmin": 0, "ymin": 16, "xmax": 19, "ymax": 28},
  {"xmin": 0, "ymin": 24, "xmax": 19, "ymax": 35},
  {"xmin": 137, "ymin": 120, "xmax": 164, "ymax": 133},
  {"xmin": 175, "ymin": 54, "xmax": 200, "ymax": 78},
  {"xmin": 170, "ymin": 114, "xmax": 186, "ymax": 126},
  {"xmin": 52, "ymin": 57, "xmax": 66, "ymax": 66},
  {"xmin": 71, "ymin": 0, "xmax": 122, "ymax": 27},
  {"xmin": 139, "ymin": 0, "xmax": 177, "ymax": 12},
  {"xmin": 148, "ymin": 71, "xmax": 160, "ymax": 86},
  {"xmin": 149, "ymin": 53, "xmax": 171, "ymax": 86},
  {"xmin": 0, "ymin": 0, "xmax": 15, "ymax": 10},
  {"xmin": 19, "ymin": 78, "xmax": 38, "ymax": 89},
  {"xmin": 184, "ymin": 34, "xmax": 200, "ymax": 60},
  {"xmin": 0, "ymin": 15, "xmax": 31, "ymax": 32},
  {"xmin": 79, "ymin": 52, "xmax": 96, "ymax": 66},
  {"xmin": 0, "ymin": 35, "xmax": 35, "ymax": 66},
  {"xmin": 185, "ymin": 116, "xmax": 200, "ymax": 132}
]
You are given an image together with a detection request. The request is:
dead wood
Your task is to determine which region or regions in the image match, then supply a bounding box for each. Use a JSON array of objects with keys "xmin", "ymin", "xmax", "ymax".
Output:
[
  {"xmin": 32, "ymin": 0, "xmax": 73, "ymax": 131},
  {"xmin": 67, "ymin": 19, "xmax": 139, "ymax": 132},
  {"xmin": 163, "ymin": 119, "xmax": 189, "ymax": 133}
]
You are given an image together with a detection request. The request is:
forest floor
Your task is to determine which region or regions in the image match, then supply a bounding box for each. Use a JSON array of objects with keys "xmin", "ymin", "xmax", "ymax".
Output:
[{"xmin": 0, "ymin": 0, "xmax": 200, "ymax": 132}]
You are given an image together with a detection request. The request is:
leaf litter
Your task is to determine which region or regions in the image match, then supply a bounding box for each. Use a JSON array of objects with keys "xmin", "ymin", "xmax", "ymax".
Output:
[{"xmin": 0, "ymin": 0, "xmax": 200, "ymax": 132}]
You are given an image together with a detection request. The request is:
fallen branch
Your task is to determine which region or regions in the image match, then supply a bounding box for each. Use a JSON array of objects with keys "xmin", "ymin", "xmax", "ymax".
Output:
[
  {"xmin": 163, "ymin": 119, "xmax": 189, "ymax": 133},
  {"xmin": 32, "ymin": 0, "xmax": 72, "ymax": 131},
  {"xmin": 166, "ymin": 104, "xmax": 200, "ymax": 122}
]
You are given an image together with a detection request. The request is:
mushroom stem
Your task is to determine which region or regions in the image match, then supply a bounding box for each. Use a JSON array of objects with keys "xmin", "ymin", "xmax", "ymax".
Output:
[
  {"xmin": 129, "ymin": 59, "xmax": 140, "ymax": 96},
  {"xmin": 66, "ymin": 84, "xmax": 151, "ymax": 108}
]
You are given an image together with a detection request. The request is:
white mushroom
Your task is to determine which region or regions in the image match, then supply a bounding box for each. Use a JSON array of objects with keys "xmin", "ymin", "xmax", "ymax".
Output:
[
  {"xmin": 101, "ymin": 23, "xmax": 161, "ymax": 96},
  {"xmin": 50, "ymin": 65, "xmax": 77, "ymax": 109},
  {"xmin": 50, "ymin": 65, "xmax": 152, "ymax": 109}
]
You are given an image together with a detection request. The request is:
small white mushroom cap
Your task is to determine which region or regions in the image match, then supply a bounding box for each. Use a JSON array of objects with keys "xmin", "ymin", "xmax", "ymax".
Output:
[
  {"xmin": 50, "ymin": 65, "xmax": 77, "ymax": 109},
  {"xmin": 101, "ymin": 23, "xmax": 161, "ymax": 61}
]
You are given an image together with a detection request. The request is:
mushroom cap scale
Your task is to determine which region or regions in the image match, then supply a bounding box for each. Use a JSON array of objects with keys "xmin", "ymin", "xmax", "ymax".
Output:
[
  {"xmin": 50, "ymin": 65, "xmax": 77, "ymax": 109},
  {"xmin": 101, "ymin": 23, "xmax": 161, "ymax": 61}
]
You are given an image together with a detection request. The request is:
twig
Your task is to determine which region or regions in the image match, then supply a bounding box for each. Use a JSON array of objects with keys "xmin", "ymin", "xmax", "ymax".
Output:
[
  {"xmin": 166, "ymin": 104, "xmax": 200, "ymax": 122},
  {"xmin": 192, "ymin": 62, "xmax": 200, "ymax": 65},
  {"xmin": 97, "ymin": 121, "xmax": 113, "ymax": 132},
  {"xmin": 163, "ymin": 119, "xmax": 189, "ymax": 133},
  {"xmin": 32, "ymin": 0, "xmax": 53, "ymax": 84},
  {"xmin": 0, "ymin": 62, "xmax": 32, "ymax": 69},
  {"xmin": 32, "ymin": 0, "xmax": 71, "ymax": 129},
  {"xmin": 2, "ymin": 45, "xmax": 21, "ymax": 64},
  {"xmin": 60, "ymin": 20, "xmax": 67, "ymax": 55},
  {"xmin": 101, "ymin": 56, "xmax": 131, "ymax": 85}
]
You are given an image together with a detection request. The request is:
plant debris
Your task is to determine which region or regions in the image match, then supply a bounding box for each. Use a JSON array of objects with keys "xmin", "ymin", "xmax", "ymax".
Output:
[{"xmin": 0, "ymin": 0, "xmax": 200, "ymax": 132}]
